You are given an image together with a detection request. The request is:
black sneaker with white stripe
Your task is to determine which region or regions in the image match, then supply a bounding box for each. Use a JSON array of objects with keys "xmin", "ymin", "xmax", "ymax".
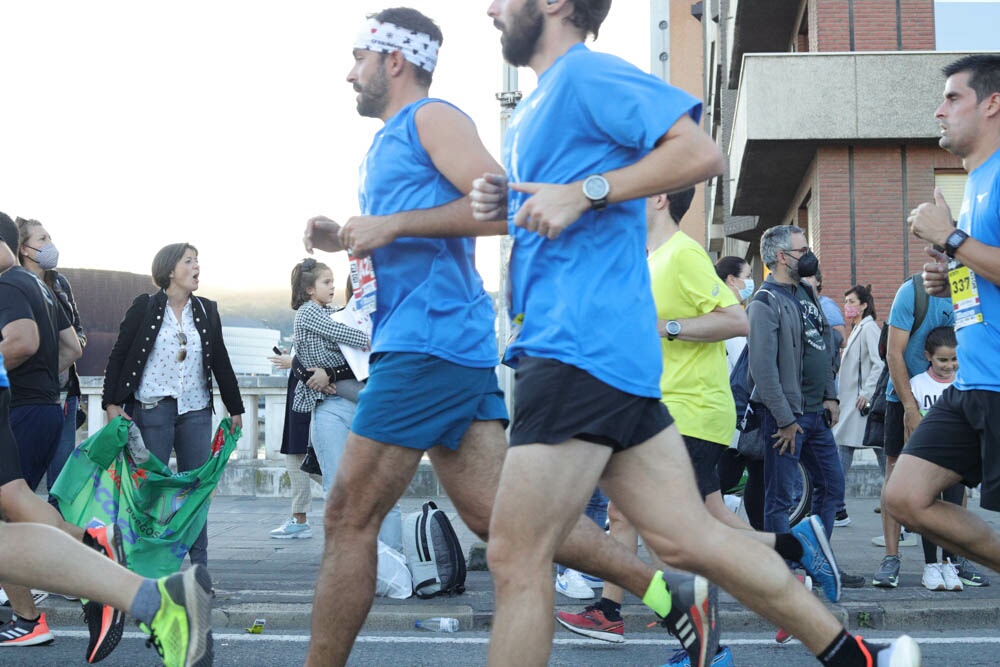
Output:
[
  {"xmin": 0, "ymin": 587, "xmax": 49, "ymax": 608},
  {"xmin": 0, "ymin": 613, "xmax": 54, "ymax": 646},
  {"xmin": 82, "ymin": 524, "xmax": 127, "ymax": 663},
  {"xmin": 658, "ymin": 572, "xmax": 720, "ymax": 667}
]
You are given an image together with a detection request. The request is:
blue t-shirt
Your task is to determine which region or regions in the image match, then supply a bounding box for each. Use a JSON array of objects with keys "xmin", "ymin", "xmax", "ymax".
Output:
[
  {"xmin": 0, "ymin": 352, "xmax": 8, "ymax": 388},
  {"xmin": 952, "ymin": 146, "xmax": 1000, "ymax": 391},
  {"xmin": 359, "ymin": 98, "xmax": 498, "ymax": 368},
  {"xmin": 885, "ymin": 278, "xmax": 954, "ymax": 402},
  {"xmin": 502, "ymin": 44, "xmax": 702, "ymax": 397}
]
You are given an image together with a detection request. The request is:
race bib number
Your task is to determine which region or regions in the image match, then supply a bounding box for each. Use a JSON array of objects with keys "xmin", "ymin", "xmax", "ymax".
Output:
[
  {"xmin": 949, "ymin": 265, "xmax": 983, "ymax": 330},
  {"xmin": 349, "ymin": 255, "xmax": 377, "ymax": 315}
]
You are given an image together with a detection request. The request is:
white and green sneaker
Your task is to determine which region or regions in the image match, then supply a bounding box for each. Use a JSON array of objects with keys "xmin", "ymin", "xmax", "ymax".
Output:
[{"xmin": 141, "ymin": 566, "xmax": 213, "ymax": 667}]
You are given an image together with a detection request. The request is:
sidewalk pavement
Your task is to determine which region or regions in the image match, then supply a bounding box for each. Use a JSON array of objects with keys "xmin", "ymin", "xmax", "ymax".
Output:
[{"xmin": 18, "ymin": 492, "xmax": 1000, "ymax": 637}]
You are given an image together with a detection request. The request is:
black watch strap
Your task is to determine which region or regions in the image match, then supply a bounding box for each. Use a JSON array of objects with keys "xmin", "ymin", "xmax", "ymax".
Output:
[{"xmin": 944, "ymin": 229, "xmax": 970, "ymax": 258}]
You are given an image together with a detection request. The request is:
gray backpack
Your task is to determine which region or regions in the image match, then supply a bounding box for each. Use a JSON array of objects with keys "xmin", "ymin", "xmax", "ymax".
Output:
[{"xmin": 402, "ymin": 501, "xmax": 466, "ymax": 599}]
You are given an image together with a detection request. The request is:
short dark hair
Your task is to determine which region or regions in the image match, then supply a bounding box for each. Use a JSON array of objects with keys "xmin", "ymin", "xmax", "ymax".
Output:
[
  {"xmin": 666, "ymin": 187, "xmax": 696, "ymax": 224},
  {"xmin": 924, "ymin": 325, "xmax": 957, "ymax": 355},
  {"xmin": 568, "ymin": 0, "xmax": 612, "ymax": 39},
  {"xmin": 943, "ymin": 54, "xmax": 1000, "ymax": 103},
  {"xmin": 714, "ymin": 255, "xmax": 746, "ymax": 282},
  {"xmin": 371, "ymin": 7, "xmax": 443, "ymax": 87},
  {"xmin": 845, "ymin": 283, "xmax": 877, "ymax": 321},
  {"xmin": 0, "ymin": 211, "xmax": 17, "ymax": 257},
  {"xmin": 290, "ymin": 258, "xmax": 332, "ymax": 310},
  {"xmin": 812, "ymin": 266, "xmax": 824, "ymax": 292},
  {"xmin": 151, "ymin": 243, "xmax": 198, "ymax": 290}
]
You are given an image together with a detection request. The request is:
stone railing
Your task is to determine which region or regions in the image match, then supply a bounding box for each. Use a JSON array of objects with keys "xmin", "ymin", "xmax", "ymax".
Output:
[{"xmin": 78, "ymin": 376, "xmax": 443, "ymax": 498}]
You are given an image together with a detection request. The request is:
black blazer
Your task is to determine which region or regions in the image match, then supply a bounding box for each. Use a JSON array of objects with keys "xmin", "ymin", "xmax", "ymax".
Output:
[{"xmin": 102, "ymin": 290, "xmax": 244, "ymax": 416}]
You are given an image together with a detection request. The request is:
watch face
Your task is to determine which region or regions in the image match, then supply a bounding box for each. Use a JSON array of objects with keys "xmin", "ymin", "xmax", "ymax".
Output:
[
  {"xmin": 666, "ymin": 321, "xmax": 681, "ymax": 336},
  {"xmin": 583, "ymin": 175, "xmax": 610, "ymax": 201}
]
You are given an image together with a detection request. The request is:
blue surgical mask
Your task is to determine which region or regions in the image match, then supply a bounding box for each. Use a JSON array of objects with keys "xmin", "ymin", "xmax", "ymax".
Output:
[{"xmin": 738, "ymin": 278, "xmax": 755, "ymax": 302}]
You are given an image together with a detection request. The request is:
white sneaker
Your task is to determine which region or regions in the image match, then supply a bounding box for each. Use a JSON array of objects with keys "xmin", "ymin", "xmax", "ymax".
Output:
[
  {"xmin": 723, "ymin": 494, "xmax": 742, "ymax": 514},
  {"xmin": 922, "ymin": 563, "xmax": 946, "ymax": 591},
  {"xmin": 881, "ymin": 635, "xmax": 921, "ymax": 667},
  {"xmin": 555, "ymin": 569, "xmax": 595, "ymax": 600},
  {"xmin": 941, "ymin": 559, "xmax": 964, "ymax": 591},
  {"xmin": 269, "ymin": 518, "xmax": 313, "ymax": 539}
]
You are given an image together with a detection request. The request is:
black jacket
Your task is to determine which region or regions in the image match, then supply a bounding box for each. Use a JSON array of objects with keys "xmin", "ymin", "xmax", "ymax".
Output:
[{"xmin": 102, "ymin": 290, "xmax": 244, "ymax": 415}]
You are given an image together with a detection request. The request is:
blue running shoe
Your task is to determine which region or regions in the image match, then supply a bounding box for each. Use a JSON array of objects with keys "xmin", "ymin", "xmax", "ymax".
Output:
[
  {"xmin": 791, "ymin": 515, "xmax": 841, "ymax": 602},
  {"xmin": 662, "ymin": 646, "xmax": 735, "ymax": 667}
]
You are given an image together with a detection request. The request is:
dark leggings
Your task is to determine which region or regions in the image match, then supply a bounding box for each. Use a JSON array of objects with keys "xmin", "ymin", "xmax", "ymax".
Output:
[
  {"xmin": 921, "ymin": 483, "xmax": 966, "ymax": 564},
  {"xmin": 717, "ymin": 448, "xmax": 765, "ymax": 531}
]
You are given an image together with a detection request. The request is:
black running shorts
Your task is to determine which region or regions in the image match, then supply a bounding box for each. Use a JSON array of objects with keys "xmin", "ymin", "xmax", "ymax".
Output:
[
  {"xmin": 682, "ymin": 435, "xmax": 727, "ymax": 498},
  {"xmin": 0, "ymin": 387, "xmax": 24, "ymax": 487},
  {"xmin": 509, "ymin": 356, "xmax": 673, "ymax": 451},
  {"xmin": 883, "ymin": 400, "xmax": 906, "ymax": 458},
  {"xmin": 903, "ymin": 385, "xmax": 1000, "ymax": 511}
]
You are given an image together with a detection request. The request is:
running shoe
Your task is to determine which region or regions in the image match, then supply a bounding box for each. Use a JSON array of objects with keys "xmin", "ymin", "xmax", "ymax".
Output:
[
  {"xmin": 873, "ymin": 555, "xmax": 901, "ymax": 588},
  {"xmin": 921, "ymin": 563, "xmax": 946, "ymax": 591},
  {"xmin": 140, "ymin": 565, "xmax": 214, "ymax": 667},
  {"xmin": 661, "ymin": 645, "xmax": 734, "ymax": 666},
  {"xmin": 791, "ymin": 515, "xmax": 841, "ymax": 602},
  {"xmin": 0, "ymin": 613, "xmax": 54, "ymax": 646},
  {"xmin": 940, "ymin": 559, "xmax": 964, "ymax": 591},
  {"xmin": 775, "ymin": 574, "xmax": 812, "ymax": 644},
  {"xmin": 269, "ymin": 518, "xmax": 313, "ymax": 540},
  {"xmin": 555, "ymin": 606, "xmax": 624, "ymax": 643},
  {"xmin": 82, "ymin": 524, "xmax": 127, "ymax": 663},
  {"xmin": 657, "ymin": 572, "xmax": 719, "ymax": 667},
  {"xmin": 833, "ymin": 509, "xmax": 851, "ymax": 527},
  {"xmin": 555, "ymin": 569, "xmax": 595, "ymax": 600},
  {"xmin": 954, "ymin": 557, "xmax": 990, "ymax": 587},
  {"xmin": 866, "ymin": 634, "xmax": 922, "ymax": 666},
  {"xmin": 840, "ymin": 571, "xmax": 866, "ymax": 588}
]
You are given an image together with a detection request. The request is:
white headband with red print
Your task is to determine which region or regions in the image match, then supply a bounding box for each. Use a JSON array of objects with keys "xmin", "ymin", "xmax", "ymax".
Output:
[{"xmin": 354, "ymin": 18, "xmax": 439, "ymax": 73}]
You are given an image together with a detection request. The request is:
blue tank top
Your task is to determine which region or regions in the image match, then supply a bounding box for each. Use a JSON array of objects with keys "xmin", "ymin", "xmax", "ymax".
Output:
[{"xmin": 359, "ymin": 98, "xmax": 498, "ymax": 368}]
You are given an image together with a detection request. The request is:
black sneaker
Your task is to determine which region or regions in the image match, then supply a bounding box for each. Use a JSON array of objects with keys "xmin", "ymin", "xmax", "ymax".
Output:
[
  {"xmin": 0, "ymin": 613, "xmax": 54, "ymax": 646},
  {"xmin": 833, "ymin": 509, "xmax": 851, "ymax": 527},
  {"xmin": 840, "ymin": 571, "xmax": 866, "ymax": 588},
  {"xmin": 954, "ymin": 557, "xmax": 991, "ymax": 587},
  {"xmin": 658, "ymin": 572, "xmax": 719, "ymax": 667},
  {"xmin": 82, "ymin": 525, "xmax": 127, "ymax": 663}
]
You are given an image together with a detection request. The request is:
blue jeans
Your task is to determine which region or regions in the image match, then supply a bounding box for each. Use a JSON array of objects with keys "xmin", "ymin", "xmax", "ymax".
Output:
[
  {"xmin": 558, "ymin": 487, "xmax": 609, "ymax": 575},
  {"xmin": 133, "ymin": 399, "xmax": 212, "ymax": 567},
  {"xmin": 311, "ymin": 397, "xmax": 402, "ymax": 552},
  {"xmin": 47, "ymin": 395, "xmax": 79, "ymax": 508},
  {"xmin": 763, "ymin": 409, "xmax": 845, "ymax": 538}
]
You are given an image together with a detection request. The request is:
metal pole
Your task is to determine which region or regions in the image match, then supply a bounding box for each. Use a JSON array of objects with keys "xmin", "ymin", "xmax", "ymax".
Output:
[
  {"xmin": 650, "ymin": 0, "xmax": 670, "ymax": 81},
  {"xmin": 495, "ymin": 63, "xmax": 522, "ymax": 412}
]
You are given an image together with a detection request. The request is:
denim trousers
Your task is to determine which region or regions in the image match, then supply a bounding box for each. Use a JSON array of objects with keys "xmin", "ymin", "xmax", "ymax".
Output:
[
  {"xmin": 835, "ymin": 445, "xmax": 887, "ymax": 513},
  {"xmin": 133, "ymin": 398, "xmax": 212, "ymax": 567},
  {"xmin": 47, "ymin": 395, "xmax": 79, "ymax": 508},
  {"xmin": 557, "ymin": 486, "xmax": 609, "ymax": 575},
  {"xmin": 763, "ymin": 409, "xmax": 845, "ymax": 539},
  {"xmin": 311, "ymin": 397, "xmax": 402, "ymax": 553}
]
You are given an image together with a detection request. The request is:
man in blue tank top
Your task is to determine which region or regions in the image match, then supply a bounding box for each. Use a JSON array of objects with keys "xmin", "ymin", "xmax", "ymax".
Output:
[
  {"xmin": 889, "ymin": 54, "xmax": 1000, "ymax": 593},
  {"xmin": 302, "ymin": 8, "xmax": 725, "ymax": 666},
  {"xmin": 473, "ymin": 2, "xmax": 920, "ymax": 666}
]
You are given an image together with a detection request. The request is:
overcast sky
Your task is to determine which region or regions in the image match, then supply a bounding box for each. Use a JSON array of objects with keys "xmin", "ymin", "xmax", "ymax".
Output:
[{"xmin": 0, "ymin": 1, "xmax": 995, "ymax": 295}]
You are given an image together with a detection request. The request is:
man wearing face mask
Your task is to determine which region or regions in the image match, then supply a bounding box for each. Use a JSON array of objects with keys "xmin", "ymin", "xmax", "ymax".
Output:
[{"xmin": 746, "ymin": 226, "xmax": 862, "ymax": 587}]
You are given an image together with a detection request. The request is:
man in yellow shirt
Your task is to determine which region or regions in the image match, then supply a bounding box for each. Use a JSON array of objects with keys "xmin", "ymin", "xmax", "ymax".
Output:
[{"xmin": 558, "ymin": 190, "xmax": 846, "ymax": 660}]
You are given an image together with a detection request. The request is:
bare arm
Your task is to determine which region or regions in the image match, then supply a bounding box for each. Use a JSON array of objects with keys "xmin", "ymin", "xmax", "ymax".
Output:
[
  {"xmin": 501, "ymin": 114, "xmax": 724, "ymax": 240},
  {"xmin": 658, "ymin": 304, "xmax": 748, "ymax": 343},
  {"xmin": 57, "ymin": 326, "xmax": 82, "ymax": 374},
  {"xmin": 886, "ymin": 325, "xmax": 922, "ymax": 440},
  {"xmin": 337, "ymin": 102, "xmax": 508, "ymax": 257},
  {"xmin": 0, "ymin": 320, "xmax": 40, "ymax": 370}
]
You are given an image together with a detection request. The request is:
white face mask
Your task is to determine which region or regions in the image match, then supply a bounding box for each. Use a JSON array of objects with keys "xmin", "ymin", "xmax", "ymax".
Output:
[{"xmin": 738, "ymin": 278, "xmax": 755, "ymax": 302}]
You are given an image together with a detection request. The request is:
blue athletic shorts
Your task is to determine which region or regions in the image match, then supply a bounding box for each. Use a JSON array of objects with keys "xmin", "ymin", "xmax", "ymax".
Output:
[{"xmin": 351, "ymin": 352, "xmax": 508, "ymax": 450}]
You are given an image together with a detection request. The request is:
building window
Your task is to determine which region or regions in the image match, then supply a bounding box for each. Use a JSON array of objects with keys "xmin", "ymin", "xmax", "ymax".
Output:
[{"xmin": 935, "ymin": 171, "xmax": 967, "ymax": 218}]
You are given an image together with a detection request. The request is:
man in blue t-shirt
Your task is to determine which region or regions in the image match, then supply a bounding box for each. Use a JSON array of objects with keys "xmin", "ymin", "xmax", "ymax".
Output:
[
  {"xmin": 300, "ymin": 8, "xmax": 729, "ymax": 666},
  {"xmin": 873, "ymin": 276, "xmax": 953, "ymax": 587},
  {"xmin": 473, "ymin": 3, "xmax": 917, "ymax": 667},
  {"xmin": 888, "ymin": 54, "xmax": 1000, "ymax": 591}
]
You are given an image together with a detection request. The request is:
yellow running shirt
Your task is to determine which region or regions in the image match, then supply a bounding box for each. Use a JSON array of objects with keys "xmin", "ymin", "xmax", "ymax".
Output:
[{"xmin": 648, "ymin": 232, "xmax": 738, "ymax": 446}]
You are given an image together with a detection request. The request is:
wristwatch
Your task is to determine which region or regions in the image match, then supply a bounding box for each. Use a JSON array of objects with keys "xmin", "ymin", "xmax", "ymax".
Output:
[
  {"xmin": 664, "ymin": 320, "xmax": 681, "ymax": 341},
  {"xmin": 944, "ymin": 228, "xmax": 970, "ymax": 258},
  {"xmin": 582, "ymin": 174, "xmax": 610, "ymax": 210}
]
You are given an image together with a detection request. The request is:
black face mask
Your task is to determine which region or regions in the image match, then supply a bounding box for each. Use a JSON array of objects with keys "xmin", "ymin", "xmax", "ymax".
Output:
[{"xmin": 796, "ymin": 251, "xmax": 819, "ymax": 278}]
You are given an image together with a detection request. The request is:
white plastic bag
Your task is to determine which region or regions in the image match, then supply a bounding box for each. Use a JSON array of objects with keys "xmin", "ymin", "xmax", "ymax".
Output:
[{"xmin": 375, "ymin": 540, "xmax": 412, "ymax": 599}]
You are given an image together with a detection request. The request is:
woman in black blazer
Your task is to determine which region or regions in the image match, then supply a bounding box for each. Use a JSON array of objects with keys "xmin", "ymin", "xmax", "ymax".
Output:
[{"xmin": 102, "ymin": 242, "xmax": 243, "ymax": 571}]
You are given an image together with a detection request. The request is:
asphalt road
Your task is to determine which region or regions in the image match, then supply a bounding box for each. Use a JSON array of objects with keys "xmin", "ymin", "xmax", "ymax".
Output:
[{"xmin": 14, "ymin": 627, "xmax": 1000, "ymax": 666}]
